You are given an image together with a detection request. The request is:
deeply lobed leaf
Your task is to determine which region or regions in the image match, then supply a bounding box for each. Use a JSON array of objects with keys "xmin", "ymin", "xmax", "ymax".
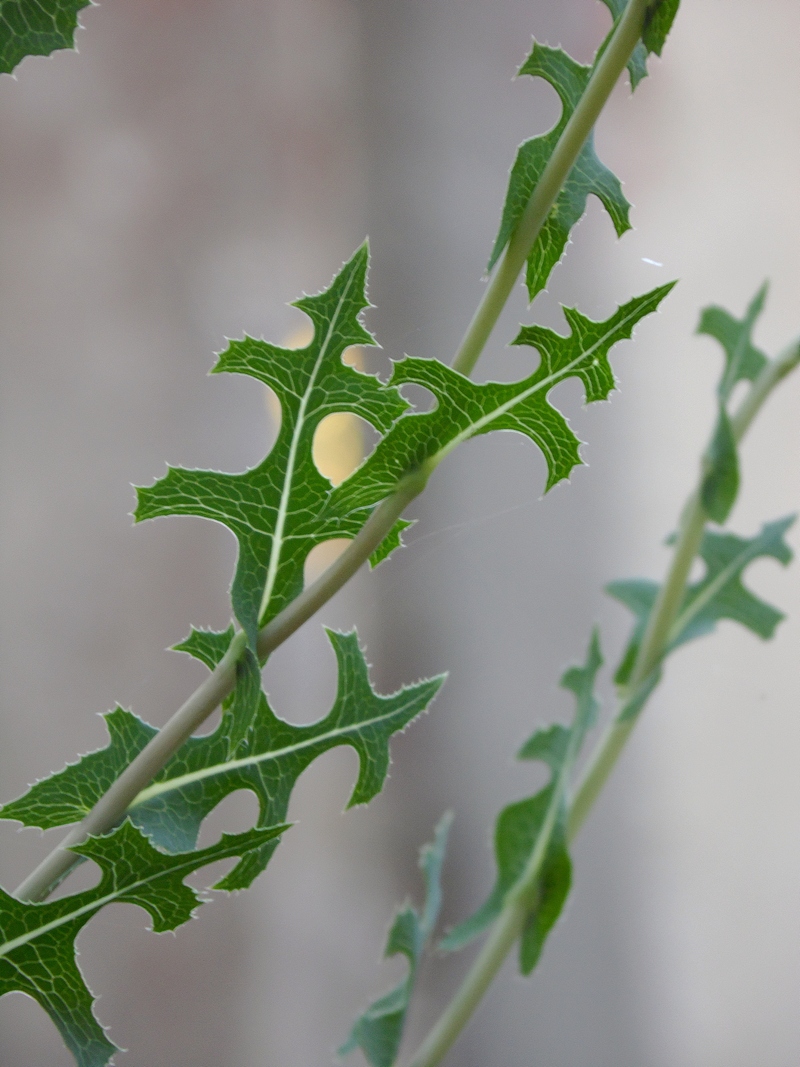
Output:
[
  {"xmin": 442, "ymin": 634, "xmax": 601, "ymax": 973},
  {"xmin": 1, "ymin": 631, "xmax": 444, "ymax": 891},
  {"xmin": 331, "ymin": 283, "xmax": 674, "ymax": 513},
  {"xmin": 489, "ymin": 43, "xmax": 631, "ymax": 299},
  {"xmin": 0, "ymin": 820, "xmax": 287, "ymax": 1067},
  {"xmin": 340, "ymin": 813, "xmax": 452, "ymax": 1067},
  {"xmin": 609, "ymin": 516, "xmax": 795, "ymax": 689},
  {"xmin": 135, "ymin": 245, "xmax": 408, "ymax": 651}
]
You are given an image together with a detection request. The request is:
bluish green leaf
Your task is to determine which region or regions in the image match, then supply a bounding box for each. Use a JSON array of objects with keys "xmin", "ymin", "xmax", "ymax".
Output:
[
  {"xmin": 609, "ymin": 516, "xmax": 794, "ymax": 686},
  {"xmin": 340, "ymin": 813, "xmax": 452, "ymax": 1067},
  {"xmin": 489, "ymin": 44, "xmax": 631, "ymax": 298},
  {"xmin": 698, "ymin": 284, "xmax": 768, "ymax": 404},
  {"xmin": 332, "ymin": 285, "xmax": 673, "ymax": 517},
  {"xmin": 1, "ymin": 631, "xmax": 444, "ymax": 892},
  {"xmin": 135, "ymin": 245, "xmax": 408, "ymax": 651},
  {"xmin": 0, "ymin": 0, "xmax": 90, "ymax": 75},
  {"xmin": 701, "ymin": 406, "xmax": 739, "ymax": 524},
  {"xmin": 598, "ymin": 0, "xmax": 649, "ymax": 89},
  {"xmin": 442, "ymin": 634, "xmax": 601, "ymax": 974},
  {"xmin": 0, "ymin": 821, "xmax": 287, "ymax": 1067}
]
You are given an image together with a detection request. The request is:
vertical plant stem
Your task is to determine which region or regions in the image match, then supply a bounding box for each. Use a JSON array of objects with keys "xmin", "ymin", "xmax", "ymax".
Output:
[
  {"xmin": 407, "ymin": 332, "xmax": 800, "ymax": 1067},
  {"xmin": 452, "ymin": 0, "xmax": 651, "ymax": 377},
  {"xmin": 568, "ymin": 334, "xmax": 800, "ymax": 840}
]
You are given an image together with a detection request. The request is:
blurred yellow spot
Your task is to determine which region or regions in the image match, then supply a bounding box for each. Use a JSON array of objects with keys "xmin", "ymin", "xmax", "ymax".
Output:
[
  {"xmin": 275, "ymin": 324, "xmax": 366, "ymax": 583},
  {"xmin": 271, "ymin": 324, "xmax": 365, "ymax": 486}
]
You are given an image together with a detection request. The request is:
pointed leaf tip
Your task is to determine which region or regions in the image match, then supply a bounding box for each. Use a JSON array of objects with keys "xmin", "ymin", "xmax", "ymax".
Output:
[{"xmin": 134, "ymin": 244, "xmax": 407, "ymax": 650}]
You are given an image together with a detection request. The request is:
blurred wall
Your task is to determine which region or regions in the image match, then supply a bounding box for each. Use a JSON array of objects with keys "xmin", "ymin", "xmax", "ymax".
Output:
[{"xmin": 0, "ymin": 2, "xmax": 798, "ymax": 1066}]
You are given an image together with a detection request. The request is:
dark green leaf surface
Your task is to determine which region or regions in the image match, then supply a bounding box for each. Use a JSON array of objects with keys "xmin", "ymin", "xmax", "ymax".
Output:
[
  {"xmin": 369, "ymin": 518, "xmax": 416, "ymax": 569},
  {"xmin": 642, "ymin": 0, "xmax": 681, "ymax": 57},
  {"xmin": 609, "ymin": 516, "xmax": 795, "ymax": 686},
  {"xmin": 0, "ymin": 0, "xmax": 89, "ymax": 75},
  {"xmin": 340, "ymin": 813, "xmax": 452, "ymax": 1067},
  {"xmin": 0, "ymin": 821, "xmax": 286, "ymax": 1067},
  {"xmin": 135, "ymin": 245, "xmax": 407, "ymax": 651},
  {"xmin": 331, "ymin": 285, "xmax": 673, "ymax": 514},
  {"xmin": 442, "ymin": 634, "xmax": 601, "ymax": 973},
  {"xmin": 2, "ymin": 631, "xmax": 444, "ymax": 891},
  {"xmin": 489, "ymin": 43, "xmax": 631, "ymax": 299}
]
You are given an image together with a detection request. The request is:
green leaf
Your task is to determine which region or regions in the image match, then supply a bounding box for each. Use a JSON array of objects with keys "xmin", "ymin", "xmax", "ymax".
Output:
[
  {"xmin": 698, "ymin": 284, "xmax": 768, "ymax": 404},
  {"xmin": 1, "ymin": 630, "xmax": 445, "ymax": 892},
  {"xmin": 0, "ymin": 0, "xmax": 90, "ymax": 75},
  {"xmin": 340, "ymin": 813, "xmax": 452, "ymax": 1067},
  {"xmin": 488, "ymin": 43, "xmax": 632, "ymax": 299},
  {"xmin": 331, "ymin": 285, "xmax": 673, "ymax": 514},
  {"xmin": 135, "ymin": 245, "xmax": 408, "ymax": 651},
  {"xmin": 442, "ymin": 634, "xmax": 601, "ymax": 974},
  {"xmin": 597, "ymin": 0, "xmax": 649, "ymax": 89},
  {"xmin": 642, "ymin": 0, "xmax": 681, "ymax": 58},
  {"xmin": 0, "ymin": 820, "xmax": 287, "ymax": 1067},
  {"xmin": 609, "ymin": 516, "xmax": 795, "ymax": 687},
  {"xmin": 700, "ymin": 406, "xmax": 739, "ymax": 524},
  {"xmin": 369, "ymin": 518, "xmax": 416, "ymax": 569}
]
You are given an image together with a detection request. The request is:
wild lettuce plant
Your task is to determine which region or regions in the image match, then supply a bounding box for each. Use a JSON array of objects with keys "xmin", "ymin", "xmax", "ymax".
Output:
[{"xmin": 0, "ymin": 2, "xmax": 798, "ymax": 1065}]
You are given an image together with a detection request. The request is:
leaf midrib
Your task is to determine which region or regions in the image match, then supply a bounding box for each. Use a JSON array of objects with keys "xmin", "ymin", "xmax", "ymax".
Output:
[
  {"xmin": 0, "ymin": 849, "xmax": 210, "ymax": 961},
  {"xmin": 257, "ymin": 274, "xmax": 356, "ymax": 624},
  {"xmin": 131, "ymin": 692, "xmax": 424, "ymax": 806},
  {"xmin": 430, "ymin": 302, "xmax": 646, "ymax": 467}
]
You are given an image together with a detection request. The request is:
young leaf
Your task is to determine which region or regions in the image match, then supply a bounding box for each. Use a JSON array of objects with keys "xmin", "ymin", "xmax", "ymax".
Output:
[
  {"xmin": 609, "ymin": 516, "xmax": 795, "ymax": 687},
  {"xmin": 0, "ymin": 0, "xmax": 90, "ymax": 75},
  {"xmin": 698, "ymin": 284, "xmax": 768, "ymax": 404},
  {"xmin": 1, "ymin": 630, "xmax": 445, "ymax": 891},
  {"xmin": 489, "ymin": 43, "xmax": 632, "ymax": 299},
  {"xmin": 442, "ymin": 634, "xmax": 601, "ymax": 974},
  {"xmin": 331, "ymin": 284, "xmax": 674, "ymax": 515},
  {"xmin": 339, "ymin": 813, "xmax": 452, "ymax": 1067},
  {"xmin": 135, "ymin": 245, "xmax": 408, "ymax": 651},
  {"xmin": 0, "ymin": 820, "xmax": 287, "ymax": 1067}
]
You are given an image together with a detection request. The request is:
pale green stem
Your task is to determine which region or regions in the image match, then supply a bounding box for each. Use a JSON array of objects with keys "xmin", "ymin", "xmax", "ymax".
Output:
[
  {"xmin": 14, "ymin": 474, "xmax": 428, "ymax": 904},
  {"xmin": 408, "ymin": 331, "xmax": 800, "ymax": 1067},
  {"xmin": 568, "ymin": 334, "xmax": 799, "ymax": 840},
  {"xmin": 452, "ymin": 0, "xmax": 651, "ymax": 377},
  {"xmin": 402, "ymin": 4, "xmax": 654, "ymax": 1063},
  {"xmin": 13, "ymin": 0, "xmax": 647, "ymax": 909}
]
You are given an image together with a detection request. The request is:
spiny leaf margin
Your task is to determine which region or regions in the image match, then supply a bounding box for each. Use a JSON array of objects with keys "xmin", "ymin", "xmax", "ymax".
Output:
[
  {"xmin": 1, "ymin": 630, "xmax": 445, "ymax": 892},
  {"xmin": 0, "ymin": 820, "xmax": 287, "ymax": 1067}
]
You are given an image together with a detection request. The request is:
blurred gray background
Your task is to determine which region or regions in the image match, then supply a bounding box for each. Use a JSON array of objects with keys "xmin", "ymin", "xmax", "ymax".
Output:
[{"xmin": 0, "ymin": 1, "xmax": 798, "ymax": 1065}]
